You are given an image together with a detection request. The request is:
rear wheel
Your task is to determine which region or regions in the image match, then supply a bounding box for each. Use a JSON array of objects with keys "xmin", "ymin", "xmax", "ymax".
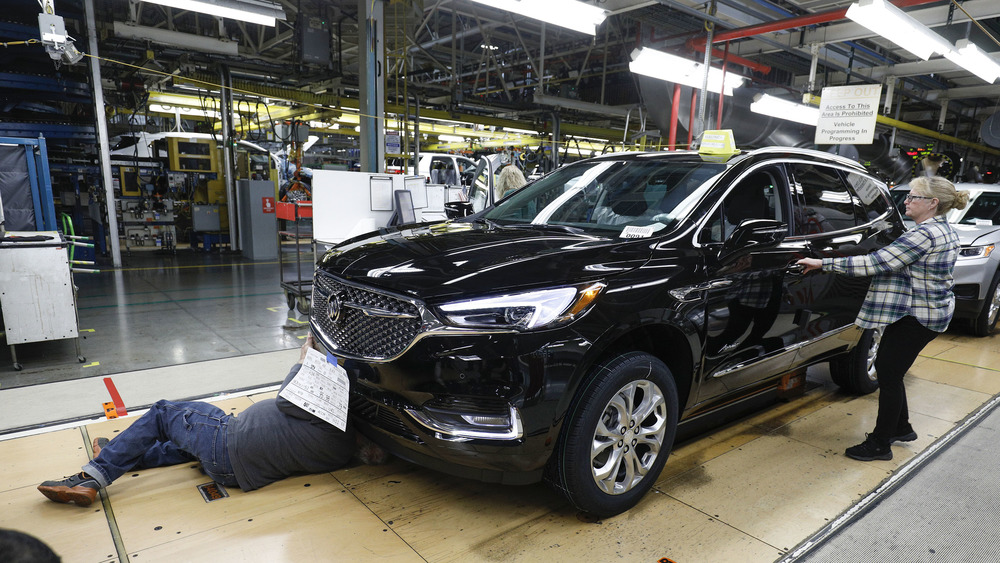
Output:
[
  {"xmin": 971, "ymin": 269, "xmax": 1000, "ymax": 337},
  {"xmin": 546, "ymin": 352, "xmax": 679, "ymax": 517},
  {"xmin": 829, "ymin": 328, "xmax": 880, "ymax": 394}
]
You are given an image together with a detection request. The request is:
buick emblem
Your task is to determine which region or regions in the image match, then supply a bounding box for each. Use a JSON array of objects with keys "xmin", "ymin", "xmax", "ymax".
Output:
[{"xmin": 326, "ymin": 292, "xmax": 343, "ymax": 324}]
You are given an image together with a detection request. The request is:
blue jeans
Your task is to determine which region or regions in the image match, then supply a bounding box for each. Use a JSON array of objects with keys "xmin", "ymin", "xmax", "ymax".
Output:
[{"xmin": 83, "ymin": 400, "xmax": 239, "ymax": 489}]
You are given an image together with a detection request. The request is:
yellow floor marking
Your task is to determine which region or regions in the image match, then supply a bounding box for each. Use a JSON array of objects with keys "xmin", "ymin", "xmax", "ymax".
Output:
[
  {"xmin": 83, "ymin": 362, "xmax": 100, "ymax": 367},
  {"xmin": 287, "ymin": 317, "xmax": 308, "ymax": 325}
]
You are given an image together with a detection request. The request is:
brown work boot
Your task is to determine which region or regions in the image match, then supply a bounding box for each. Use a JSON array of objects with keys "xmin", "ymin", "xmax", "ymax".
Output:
[
  {"xmin": 37, "ymin": 472, "xmax": 101, "ymax": 506},
  {"xmin": 92, "ymin": 437, "xmax": 109, "ymax": 458}
]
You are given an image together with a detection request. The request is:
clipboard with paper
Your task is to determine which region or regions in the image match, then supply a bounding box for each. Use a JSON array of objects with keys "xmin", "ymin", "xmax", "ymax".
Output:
[{"xmin": 278, "ymin": 348, "xmax": 350, "ymax": 431}]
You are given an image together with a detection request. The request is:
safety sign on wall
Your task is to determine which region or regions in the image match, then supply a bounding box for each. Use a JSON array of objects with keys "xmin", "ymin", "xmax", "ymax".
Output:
[
  {"xmin": 262, "ymin": 196, "xmax": 275, "ymax": 214},
  {"xmin": 815, "ymin": 84, "xmax": 882, "ymax": 145}
]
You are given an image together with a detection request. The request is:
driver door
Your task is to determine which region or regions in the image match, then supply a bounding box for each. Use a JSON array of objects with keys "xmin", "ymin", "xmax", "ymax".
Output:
[{"xmin": 697, "ymin": 165, "xmax": 802, "ymax": 399}]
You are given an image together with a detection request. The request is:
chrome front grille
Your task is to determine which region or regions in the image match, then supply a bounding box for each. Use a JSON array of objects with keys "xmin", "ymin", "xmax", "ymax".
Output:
[{"xmin": 312, "ymin": 271, "xmax": 422, "ymax": 360}]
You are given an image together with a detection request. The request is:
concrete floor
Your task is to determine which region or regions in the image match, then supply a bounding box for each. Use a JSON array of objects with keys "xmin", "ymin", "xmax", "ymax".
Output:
[
  {"xmin": 2, "ymin": 251, "xmax": 999, "ymax": 562},
  {"xmin": 0, "ymin": 248, "xmax": 311, "ymax": 389}
]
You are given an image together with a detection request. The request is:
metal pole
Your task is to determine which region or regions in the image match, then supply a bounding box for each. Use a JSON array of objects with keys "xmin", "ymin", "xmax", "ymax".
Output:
[
  {"xmin": 668, "ymin": 84, "xmax": 681, "ymax": 150},
  {"xmin": 694, "ymin": 2, "xmax": 715, "ymax": 147},
  {"xmin": 84, "ymin": 0, "xmax": 121, "ymax": 267},
  {"xmin": 220, "ymin": 65, "xmax": 239, "ymax": 251}
]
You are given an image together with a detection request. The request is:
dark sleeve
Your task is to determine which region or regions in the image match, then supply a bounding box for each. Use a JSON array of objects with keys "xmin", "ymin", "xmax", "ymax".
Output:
[{"xmin": 275, "ymin": 363, "xmax": 327, "ymax": 423}]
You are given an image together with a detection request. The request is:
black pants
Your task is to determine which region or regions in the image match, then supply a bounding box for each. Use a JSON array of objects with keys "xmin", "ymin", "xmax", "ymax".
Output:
[{"xmin": 871, "ymin": 315, "xmax": 939, "ymax": 445}]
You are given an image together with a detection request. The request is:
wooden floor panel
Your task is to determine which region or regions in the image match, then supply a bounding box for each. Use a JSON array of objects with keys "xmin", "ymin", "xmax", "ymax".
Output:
[{"xmin": 5, "ymin": 333, "xmax": 1000, "ymax": 562}]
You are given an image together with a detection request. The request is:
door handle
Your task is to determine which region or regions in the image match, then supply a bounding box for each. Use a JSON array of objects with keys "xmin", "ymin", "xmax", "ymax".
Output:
[{"xmin": 785, "ymin": 263, "xmax": 806, "ymax": 275}]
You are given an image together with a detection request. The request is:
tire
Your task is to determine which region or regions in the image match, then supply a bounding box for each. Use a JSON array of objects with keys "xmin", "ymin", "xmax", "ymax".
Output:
[
  {"xmin": 971, "ymin": 269, "xmax": 1000, "ymax": 337},
  {"xmin": 546, "ymin": 352, "xmax": 679, "ymax": 517},
  {"xmin": 296, "ymin": 296, "xmax": 311, "ymax": 315},
  {"xmin": 286, "ymin": 292, "xmax": 296, "ymax": 311},
  {"xmin": 829, "ymin": 327, "xmax": 880, "ymax": 395}
]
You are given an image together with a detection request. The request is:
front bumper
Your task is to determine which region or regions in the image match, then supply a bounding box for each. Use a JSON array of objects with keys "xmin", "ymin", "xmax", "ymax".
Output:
[{"xmin": 952, "ymin": 258, "xmax": 997, "ymax": 318}]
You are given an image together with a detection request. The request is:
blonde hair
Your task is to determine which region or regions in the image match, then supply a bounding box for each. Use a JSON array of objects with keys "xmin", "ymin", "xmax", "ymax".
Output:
[
  {"xmin": 495, "ymin": 165, "xmax": 527, "ymax": 199},
  {"xmin": 909, "ymin": 176, "xmax": 969, "ymax": 215}
]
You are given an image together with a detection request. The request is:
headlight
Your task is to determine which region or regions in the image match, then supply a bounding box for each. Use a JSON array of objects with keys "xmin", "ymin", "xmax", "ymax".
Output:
[
  {"xmin": 959, "ymin": 244, "xmax": 996, "ymax": 259},
  {"xmin": 436, "ymin": 282, "xmax": 605, "ymax": 330}
]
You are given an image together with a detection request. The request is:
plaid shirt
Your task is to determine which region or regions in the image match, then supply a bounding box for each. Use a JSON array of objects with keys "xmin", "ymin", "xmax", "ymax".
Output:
[{"xmin": 822, "ymin": 216, "xmax": 959, "ymax": 332}]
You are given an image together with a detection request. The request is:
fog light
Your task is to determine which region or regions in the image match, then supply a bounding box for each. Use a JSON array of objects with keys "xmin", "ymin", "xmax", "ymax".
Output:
[{"xmin": 406, "ymin": 405, "xmax": 523, "ymax": 440}]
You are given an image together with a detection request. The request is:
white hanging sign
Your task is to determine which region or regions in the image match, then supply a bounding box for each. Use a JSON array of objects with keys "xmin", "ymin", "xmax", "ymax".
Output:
[{"xmin": 815, "ymin": 84, "xmax": 882, "ymax": 145}]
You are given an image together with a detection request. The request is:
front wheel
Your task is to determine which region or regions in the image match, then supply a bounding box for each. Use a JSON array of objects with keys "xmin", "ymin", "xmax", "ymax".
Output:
[
  {"xmin": 546, "ymin": 352, "xmax": 679, "ymax": 517},
  {"xmin": 829, "ymin": 327, "xmax": 880, "ymax": 394},
  {"xmin": 971, "ymin": 269, "xmax": 1000, "ymax": 337}
]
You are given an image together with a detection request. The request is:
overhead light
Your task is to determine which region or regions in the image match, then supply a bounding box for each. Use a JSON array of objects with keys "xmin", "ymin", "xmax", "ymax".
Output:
[
  {"xmin": 142, "ymin": 0, "xmax": 285, "ymax": 27},
  {"xmin": 629, "ymin": 47, "xmax": 745, "ymax": 96},
  {"xmin": 845, "ymin": 0, "xmax": 952, "ymax": 61},
  {"xmin": 944, "ymin": 39, "xmax": 1000, "ymax": 84},
  {"xmin": 469, "ymin": 0, "xmax": 607, "ymax": 35},
  {"xmin": 504, "ymin": 127, "xmax": 540, "ymax": 135},
  {"xmin": 750, "ymin": 94, "xmax": 819, "ymax": 126},
  {"xmin": 438, "ymin": 135, "xmax": 466, "ymax": 143},
  {"xmin": 148, "ymin": 104, "xmax": 220, "ymax": 118}
]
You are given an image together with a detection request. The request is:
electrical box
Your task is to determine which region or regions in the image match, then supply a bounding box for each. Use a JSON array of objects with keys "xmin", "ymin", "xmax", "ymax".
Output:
[
  {"xmin": 299, "ymin": 17, "xmax": 331, "ymax": 66},
  {"xmin": 167, "ymin": 138, "xmax": 218, "ymax": 172},
  {"xmin": 192, "ymin": 204, "xmax": 222, "ymax": 231},
  {"xmin": 237, "ymin": 180, "xmax": 278, "ymax": 260}
]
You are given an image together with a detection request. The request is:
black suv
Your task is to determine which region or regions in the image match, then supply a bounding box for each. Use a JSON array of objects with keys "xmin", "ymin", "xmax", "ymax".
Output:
[{"xmin": 310, "ymin": 147, "xmax": 904, "ymax": 516}]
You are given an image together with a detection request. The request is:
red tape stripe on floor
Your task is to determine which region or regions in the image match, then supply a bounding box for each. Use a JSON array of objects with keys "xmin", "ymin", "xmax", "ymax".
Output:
[{"xmin": 103, "ymin": 377, "xmax": 128, "ymax": 417}]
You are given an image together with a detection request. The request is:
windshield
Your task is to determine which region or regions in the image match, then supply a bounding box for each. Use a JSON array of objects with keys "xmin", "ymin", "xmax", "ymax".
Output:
[
  {"xmin": 958, "ymin": 191, "xmax": 1000, "ymax": 225},
  {"xmin": 476, "ymin": 158, "xmax": 726, "ymax": 235}
]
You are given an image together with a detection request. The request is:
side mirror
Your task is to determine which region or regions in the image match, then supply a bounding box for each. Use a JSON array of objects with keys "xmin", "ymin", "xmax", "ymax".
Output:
[
  {"xmin": 724, "ymin": 219, "xmax": 787, "ymax": 254},
  {"xmin": 445, "ymin": 201, "xmax": 473, "ymax": 219},
  {"xmin": 461, "ymin": 169, "xmax": 476, "ymax": 187}
]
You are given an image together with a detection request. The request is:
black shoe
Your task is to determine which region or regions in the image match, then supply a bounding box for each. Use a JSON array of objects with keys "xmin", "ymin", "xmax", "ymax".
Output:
[
  {"xmin": 37, "ymin": 472, "xmax": 101, "ymax": 506},
  {"xmin": 890, "ymin": 426, "xmax": 918, "ymax": 444},
  {"xmin": 845, "ymin": 434, "xmax": 892, "ymax": 461}
]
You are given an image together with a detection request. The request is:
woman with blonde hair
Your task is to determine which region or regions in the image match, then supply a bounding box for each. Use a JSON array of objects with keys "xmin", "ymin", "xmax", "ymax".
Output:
[
  {"xmin": 495, "ymin": 164, "xmax": 527, "ymax": 200},
  {"xmin": 796, "ymin": 175, "xmax": 969, "ymax": 461}
]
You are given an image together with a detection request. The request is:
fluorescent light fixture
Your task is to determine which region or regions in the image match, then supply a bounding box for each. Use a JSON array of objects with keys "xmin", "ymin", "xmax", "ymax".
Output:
[
  {"xmin": 438, "ymin": 135, "xmax": 467, "ymax": 143},
  {"xmin": 469, "ymin": 0, "xmax": 607, "ymax": 35},
  {"xmin": 504, "ymin": 127, "xmax": 540, "ymax": 135},
  {"xmin": 629, "ymin": 47, "xmax": 745, "ymax": 96},
  {"xmin": 750, "ymin": 94, "xmax": 819, "ymax": 126},
  {"xmin": 944, "ymin": 39, "xmax": 1000, "ymax": 83},
  {"xmin": 846, "ymin": 0, "xmax": 952, "ymax": 61},
  {"xmin": 142, "ymin": 0, "xmax": 285, "ymax": 26},
  {"xmin": 148, "ymin": 104, "xmax": 220, "ymax": 119}
]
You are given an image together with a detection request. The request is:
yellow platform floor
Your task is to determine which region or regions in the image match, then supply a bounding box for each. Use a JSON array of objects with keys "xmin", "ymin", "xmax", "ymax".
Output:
[{"xmin": 3, "ymin": 329, "xmax": 998, "ymax": 563}]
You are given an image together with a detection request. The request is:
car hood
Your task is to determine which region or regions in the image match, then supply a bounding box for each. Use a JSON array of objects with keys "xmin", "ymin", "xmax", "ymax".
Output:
[
  {"xmin": 317, "ymin": 222, "xmax": 653, "ymax": 301},
  {"xmin": 953, "ymin": 223, "xmax": 1000, "ymax": 245}
]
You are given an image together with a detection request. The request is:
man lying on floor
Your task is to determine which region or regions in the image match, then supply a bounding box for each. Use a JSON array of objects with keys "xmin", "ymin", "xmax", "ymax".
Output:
[{"xmin": 38, "ymin": 335, "xmax": 386, "ymax": 507}]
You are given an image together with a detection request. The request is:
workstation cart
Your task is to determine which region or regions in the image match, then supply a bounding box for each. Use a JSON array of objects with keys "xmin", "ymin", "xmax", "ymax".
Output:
[
  {"xmin": 277, "ymin": 201, "xmax": 313, "ymax": 315},
  {"xmin": 0, "ymin": 231, "xmax": 90, "ymax": 370}
]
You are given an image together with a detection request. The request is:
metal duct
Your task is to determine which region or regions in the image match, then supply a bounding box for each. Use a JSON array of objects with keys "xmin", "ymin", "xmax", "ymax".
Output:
[{"xmin": 981, "ymin": 112, "xmax": 1000, "ymax": 149}]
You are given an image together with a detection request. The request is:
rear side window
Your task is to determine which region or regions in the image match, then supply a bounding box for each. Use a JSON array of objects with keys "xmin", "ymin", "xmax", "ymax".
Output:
[
  {"xmin": 789, "ymin": 163, "xmax": 865, "ymax": 235},
  {"xmin": 844, "ymin": 171, "xmax": 891, "ymax": 221}
]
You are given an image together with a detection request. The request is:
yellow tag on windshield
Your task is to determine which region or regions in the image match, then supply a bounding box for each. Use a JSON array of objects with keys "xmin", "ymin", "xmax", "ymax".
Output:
[{"xmin": 698, "ymin": 129, "xmax": 739, "ymax": 162}]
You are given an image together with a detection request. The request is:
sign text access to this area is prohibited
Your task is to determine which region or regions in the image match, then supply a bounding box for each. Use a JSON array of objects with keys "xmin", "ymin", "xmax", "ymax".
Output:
[{"xmin": 815, "ymin": 84, "xmax": 881, "ymax": 145}]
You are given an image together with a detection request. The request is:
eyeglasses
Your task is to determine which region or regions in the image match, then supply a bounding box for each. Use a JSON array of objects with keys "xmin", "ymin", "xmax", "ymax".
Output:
[{"xmin": 904, "ymin": 194, "xmax": 935, "ymax": 202}]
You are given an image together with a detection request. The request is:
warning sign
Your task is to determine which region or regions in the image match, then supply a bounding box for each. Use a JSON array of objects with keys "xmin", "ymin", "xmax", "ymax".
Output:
[
  {"xmin": 815, "ymin": 84, "xmax": 881, "ymax": 145},
  {"xmin": 262, "ymin": 196, "xmax": 276, "ymax": 214}
]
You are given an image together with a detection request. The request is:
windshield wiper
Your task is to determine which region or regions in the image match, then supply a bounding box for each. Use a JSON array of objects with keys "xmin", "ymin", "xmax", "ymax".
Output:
[
  {"xmin": 471, "ymin": 217, "xmax": 503, "ymax": 231},
  {"xmin": 505, "ymin": 223, "xmax": 585, "ymax": 234}
]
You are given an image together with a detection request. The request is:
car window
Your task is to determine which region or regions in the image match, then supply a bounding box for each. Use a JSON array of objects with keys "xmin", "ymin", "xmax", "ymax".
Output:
[
  {"xmin": 789, "ymin": 163, "xmax": 862, "ymax": 235},
  {"xmin": 845, "ymin": 171, "xmax": 890, "ymax": 221},
  {"xmin": 702, "ymin": 167, "xmax": 785, "ymax": 244},
  {"xmin": 469, "ymin": 161, "xmax": 492, "ymax": 213},
  {"xmin": 959, "ymin": 192, "xmax": 1000, "ymax": 225},
  {"xmin": 457, "ymin": 157, "xmax": 476, "ymax": 174},
  {"xmin": 482, "ymin": 159, "xmax": 726, "ymax": 235}
]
